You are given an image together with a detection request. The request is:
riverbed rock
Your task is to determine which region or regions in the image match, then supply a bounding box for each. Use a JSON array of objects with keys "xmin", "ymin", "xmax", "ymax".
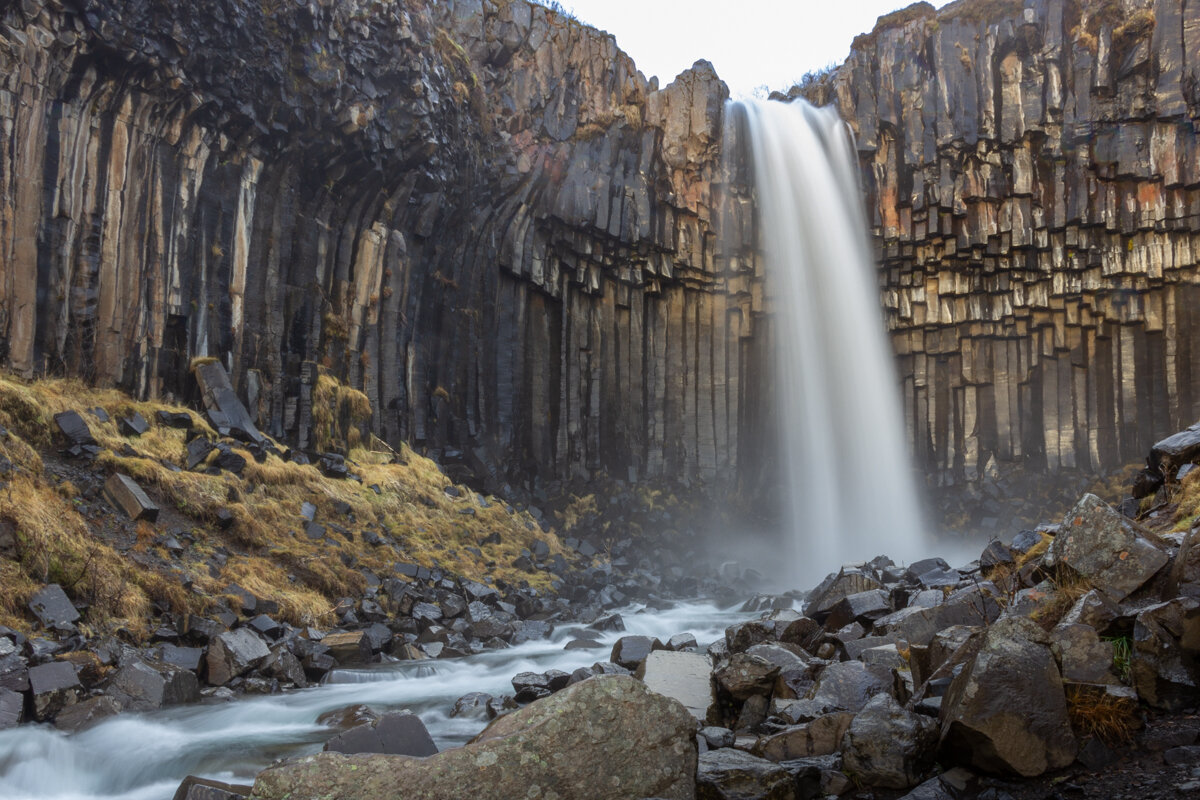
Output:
[
  {"xmin": 715, "ymin": 653, "xmax": 779, "ymax": 700},
  {"xmin": 53, "ymin": 695, "xmax": 121, "ymax": 733},
  {"xmin": 323, "ymin": 711, "xmax": 438, "ymax": 757},
  {"xmin": 610, "ymin": 635, "xmax": 660, "ymax": 669},
  {"xmin": 1045, "ymin": 494, "xmax": 1169, "ymax": 603},
  {"xmin": 251, "ymin": 676, "xmax": 697, "ymax": 800},
  {"xmin": 29, "ymin": 660, "xmax": 81, "ymax": 720},
  {"xmin": 939, "ymin": 617, "xmax": 1077, "ymax": 776},
  {"xmin": 804, "ymin": 660, "xmax": 893, "ymax": 714},
  {"xmin": 0, "ymin": 686, "xmax": 23, "ymax": 729},
  {"xmin": 636, "ymin": 649, "xmax": 715, "ymax": 719},
  {"xmin": 173, "ymin": 776, "xmax": 253, "ymax": 800},
  {"xmin": 841, "ymin": 693, "xmax": 938, "ymax": 789},
  {"xmin": 107, "ymin": 659, "xmax": 200, "ymax": 711},
  {"xmin": 322, "ymin": 631, "xmax": 372, "ymax": 666},
  {"xmin": 1050, "ymin": 623, "xmax": 1117, "ymax": 684},
  {"xmin": 751, "ymin": 712, "xmax": 856, "ymax": 761},
  {"xmin": 696, "ymin": 748, "xmax": 795, "ymax": 800},
  {"xmin": 206, "ymin": 629, "xmax": 270, "ymax": 686}
]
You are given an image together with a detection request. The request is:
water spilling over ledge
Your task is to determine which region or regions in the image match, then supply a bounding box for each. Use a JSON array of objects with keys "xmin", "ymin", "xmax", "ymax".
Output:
[{"xmin": 722, "ymin": 98, "xmax": 930, "ymax": 587}]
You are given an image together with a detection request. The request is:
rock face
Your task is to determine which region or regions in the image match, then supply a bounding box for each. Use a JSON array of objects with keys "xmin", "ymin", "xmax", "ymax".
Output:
[
  {"xmin": 814, "ymin": 0, "xmax": 1200, "ymax": 490},
  {"xmin": 4, "ymin": 0, "xmax": 1200, "ymax": 504},
  {"xmin": 0, "ymin": 0, "xmax": 746, "ymax": 495},
  {"xmin": 841, "ymin": 693, "xmax": 938, "ymax": 789},
  {"xmin": 251, "ymin": 675, "xmax": 696, "ymax": 800}
]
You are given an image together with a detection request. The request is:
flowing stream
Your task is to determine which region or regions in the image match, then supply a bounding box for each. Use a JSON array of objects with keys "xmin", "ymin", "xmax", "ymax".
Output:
[
  {"xmin": 0, "ymin": 601, "xmax": 750, "ymax": 800},
  {"xmin": 724, "ymin": 99, "xmax": 930, "ymax": 586}
]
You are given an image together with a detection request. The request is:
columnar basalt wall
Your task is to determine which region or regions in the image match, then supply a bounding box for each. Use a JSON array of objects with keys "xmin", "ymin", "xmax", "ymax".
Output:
[
  {"xmin": 0, "ymin": 0, "xmax": 769, "ymax": 495},
  {"xmin": 821, "ymin": 0, "xmax": 1200, "ymax": 485}
]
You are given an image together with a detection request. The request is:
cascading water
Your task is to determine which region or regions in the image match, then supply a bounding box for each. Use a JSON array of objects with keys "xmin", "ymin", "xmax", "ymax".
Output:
[
  {"xmin": 724, "ymin": 98, "xmax": 929, "ymax": 587},
  {"xmin": 0, "ymin": 602, "xmax": 749, "ymax": 800}
]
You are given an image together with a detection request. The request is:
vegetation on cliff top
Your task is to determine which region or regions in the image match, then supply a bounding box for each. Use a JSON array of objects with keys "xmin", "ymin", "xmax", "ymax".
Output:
[{"xmin": 0, "ymin": 372, "xmax": 563, "ymax": 638}]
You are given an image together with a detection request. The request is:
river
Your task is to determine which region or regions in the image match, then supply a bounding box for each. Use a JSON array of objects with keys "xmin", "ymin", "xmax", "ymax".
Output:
[{"xmin": 0, "ymin": 600, "xmax": 753, "ymax": 800}]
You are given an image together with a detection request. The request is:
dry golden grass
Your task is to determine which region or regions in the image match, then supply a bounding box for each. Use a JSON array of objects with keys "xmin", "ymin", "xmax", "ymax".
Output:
[
  {"xmin": 1066, "ymin": 683, "xmax": 1139, "ymax": 745},
  {"xmin": 0, "ymin": 371, "xmax": 568, "ymax": 637},
  {"xmin": 1030, "ymin": 564, "xmax": 1091, "ymax": 630},
  {"xmin": 312, "ymin": 373, "xmax": 372, "ymax": 453}
]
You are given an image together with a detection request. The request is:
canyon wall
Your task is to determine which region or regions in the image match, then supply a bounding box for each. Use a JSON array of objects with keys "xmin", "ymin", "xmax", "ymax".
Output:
[
  {"xmin": 0, "ymin": 0, "xmax": 757, "ymax": 496},
  {"xmin": 820, "ymin": 0, "xmax": 1200, "ymax": 485},
  {"xmin": 4, "ymin": 0, "xmax": 1200, "ymax": 506}
]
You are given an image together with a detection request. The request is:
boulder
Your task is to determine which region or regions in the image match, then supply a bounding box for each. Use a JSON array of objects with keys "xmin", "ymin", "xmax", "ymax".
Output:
[
  {"xmin": 725, "ymin": 620, "xmax": 776, "ymax": 653},
  {"xmin": 824, "ymin": 589, "xmax": 892, "ymax": 630},
  {"xmin": 841, "ymin": 693, "xmax": 938, "ymax": 789},
  {"xmin": 610, "ymin": 635, "xmax": 660, "ymax": 670},
  {"xmin": 29, "ymin": 660, "xmax": 81, "ymax": 720},
  {"xmin": 1050, "ymin": 624, "xmax": 1117, "ymax": 684},
  {"xmin": 322, "ymin": 631, "xmax": 372, "ymax": 666},
  {"xmin": 54, "ymin": 410, "xmax": 96, "ymax": 446},
  {"xmin": 157, "ymin": 644, "xmax": 205, "ymax": 672},
  {"xmin": 939, "ymin": 617, "xmax": 1077, "ymax": 776},
  {"xmin": 804, "ymin": 569, "xmax": 884, "ymax": 619},
  {"xmin": 715, "ymin": 653, "xmax": 779, "ymax": 700},
  {"xmin": 0, "ymin": 686, "xmax": 23, "ymax": 729},
  {"xmin": 119, "ymin": 412, "xmax": 150, "ymax": 436},
  {"xmin": 53, "ymin": 695, "xmax": 122, "ymax": 732},
  {"xmin": 636, "ymin": 650, "xmax": 714, "ymax": 719},
  {"xmin": 194, "ymin": 361, "xmax": 264, "ymax": 443},
  {"xmin": 107, "ymin": 659, "xmax": 200, "ymax": 711},
  {"xmin": 172, "ymin": 776, "xmax": 252, "ymax": 800},
  {"xmin": 1131, "ymin": 597, "xmax": 1200, "ymax": 710},
  {"xmin": 751, "ymin": 712, "xmax": 856, "ymax": 761},
  {"xmin": 252, "ymin": 676, "xmax": 696, "ymax": 800},
  {"xmin": 0, "ymin": 652, "xmax": 30, "ymax": 692},
  {"xmin": 323, "ymin": 712, "xmax": 438, "ymax": 757},
  {"xmin": 206, "ymin": 629, "xmax": 270, "ymax": 686},
  {"xmin": 104, "ymin": 473, "xmax": 160, "ymax": 522},
  {"xmin": 804, "ymin": 661, "xmax": 893, "ymax": 713},
  {"xmin": 27, "ymin": 583, "xmax": 80, "ymax": 632},
  {"xmin": 874, "ymin": 585, "xmax": 1001, "ymax": 646},
  {"xmin": 1045, "ymin": 494, "xmax": 1169, "ymax": 602},
  {"xmin": 696, "ymin": 748, "xmax": 795, "ymax": 800}
]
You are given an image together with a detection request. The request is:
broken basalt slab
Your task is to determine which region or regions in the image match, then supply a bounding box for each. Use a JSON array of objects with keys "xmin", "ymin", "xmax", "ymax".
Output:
[{"xmin": 1046, "ymin": 493, "xmax": 1169, "ymax": 603}]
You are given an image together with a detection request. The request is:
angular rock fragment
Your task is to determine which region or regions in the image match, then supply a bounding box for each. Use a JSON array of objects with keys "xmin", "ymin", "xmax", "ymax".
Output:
[
  {"xmin": 696, "ymin": 748, "xmax": 795, "ymax": 800},
  {"xmin": 1046, "ymin": 493, "xmax": 1169, "ymax": 602},
  {"xmin": 939, "ymin": 618, "xmax": 1076, "ymax": 776},
  {"xmin": 29, "ymin": 660, "xmax": 81, "ymax": 720},
  {"xmin": 323, "ymin": 711, "xmax": 438, "ymax": 757},
  {"xmin": 206, "ymin": 629, "xmax": 270, "ymax": 686},
  {"xmin": 28, "ymin": 583, "xmax": 80, "ymax": 632},
  {"xmin": 104, "ymin": 473, "xmax": 160, "ymax": 522},
  {"xmin": 636, "ymin": 650, "xmax": 715, "ymax": 719},
  {"xmin": 841, "ymin": 693, "xmax": 938, "ymax": 789}
]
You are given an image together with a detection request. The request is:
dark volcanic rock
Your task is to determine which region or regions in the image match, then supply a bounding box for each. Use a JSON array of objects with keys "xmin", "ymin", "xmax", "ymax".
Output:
[
  {"xmin": 29, "ymin": 660, "xmax": 81, "ymax": 720},
  {"xmin": 252, "ymin": 676, "xmax": 697, "ymax": 800},
  {"xmin": 841, "ymin": 693, "xmax": 938, "ymax": 789},
  {"xmin": 323, "ymin": 712, "xmax": 438, "ymax": 757},
  {"xmin": 939, "ymin": 618, "xmax": 1077, "ymax": 777},
  {"xmin": 696, "ymin": 748, "xmax": 795, "ymax": 800},
  {"xmin": 206, "ymin": 629, "xmax": 270, "ymax": 686},
  {"xmin": 27, "ymin": 583, "xmax": 80, "ymax": 632}
]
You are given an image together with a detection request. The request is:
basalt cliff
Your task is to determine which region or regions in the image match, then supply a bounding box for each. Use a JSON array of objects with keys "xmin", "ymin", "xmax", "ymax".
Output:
[{"xmin": 3, "ymin": 0, "xmax": 1200, "ymax": 513}]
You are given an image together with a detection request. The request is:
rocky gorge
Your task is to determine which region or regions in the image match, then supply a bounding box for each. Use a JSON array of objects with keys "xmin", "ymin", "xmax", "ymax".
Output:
[{"xmin": 3, "ymin": 0, "xmax": 1200, "ymax": 799}]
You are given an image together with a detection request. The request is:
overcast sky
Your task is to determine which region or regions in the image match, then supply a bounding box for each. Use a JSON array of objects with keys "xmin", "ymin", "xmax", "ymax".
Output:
[{"xmin": 555, "ymin": 0, "xmax": 948, "ymax": 98}]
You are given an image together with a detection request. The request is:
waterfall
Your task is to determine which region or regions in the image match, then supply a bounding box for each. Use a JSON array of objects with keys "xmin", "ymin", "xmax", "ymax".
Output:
[{"xmin": 724, "ymin": 98, "xmax": 929, "ymax": 588}]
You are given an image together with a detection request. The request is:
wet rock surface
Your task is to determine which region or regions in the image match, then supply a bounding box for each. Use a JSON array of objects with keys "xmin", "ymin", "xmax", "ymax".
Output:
[{"xmin": 251, "ymin": 676, "xmax": 697, "ymax": 800}]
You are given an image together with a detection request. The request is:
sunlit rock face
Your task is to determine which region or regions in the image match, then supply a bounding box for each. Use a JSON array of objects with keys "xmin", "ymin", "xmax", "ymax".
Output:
[{"xmin": 817, "ymin": 0, "xmax": 1200, "ymax": 485}]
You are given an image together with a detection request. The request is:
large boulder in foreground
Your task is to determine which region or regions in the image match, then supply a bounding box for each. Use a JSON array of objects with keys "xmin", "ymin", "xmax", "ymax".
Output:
[
  {"xmin": 1045, "ymin": 494, "xmax": 1168, "ymax": 602},
  {"xmin": 939, "ymin": 618, "xmax": 1077, "ymax": 777},
  {"xmin": 250, "ymin": 676, "xmax": 696, "ymax": 800},
  {"xmin": 841, "ymin": 693, "xmax": 938, "ymax": 789},
  {"xmin": 696, "ymin": 748, "xmax": 795, "ymax": 800}
]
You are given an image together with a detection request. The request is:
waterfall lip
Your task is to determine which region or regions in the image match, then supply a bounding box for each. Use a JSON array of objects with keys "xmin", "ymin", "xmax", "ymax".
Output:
[{"xmin": 720, "ymin": 96, "xmax": 934, "ymax": 589}]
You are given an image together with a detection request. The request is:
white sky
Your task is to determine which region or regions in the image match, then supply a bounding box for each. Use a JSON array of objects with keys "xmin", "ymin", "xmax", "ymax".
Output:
[{"xmin": 556, "ymin": 0, "xmax": 948, "ymax": 98}]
